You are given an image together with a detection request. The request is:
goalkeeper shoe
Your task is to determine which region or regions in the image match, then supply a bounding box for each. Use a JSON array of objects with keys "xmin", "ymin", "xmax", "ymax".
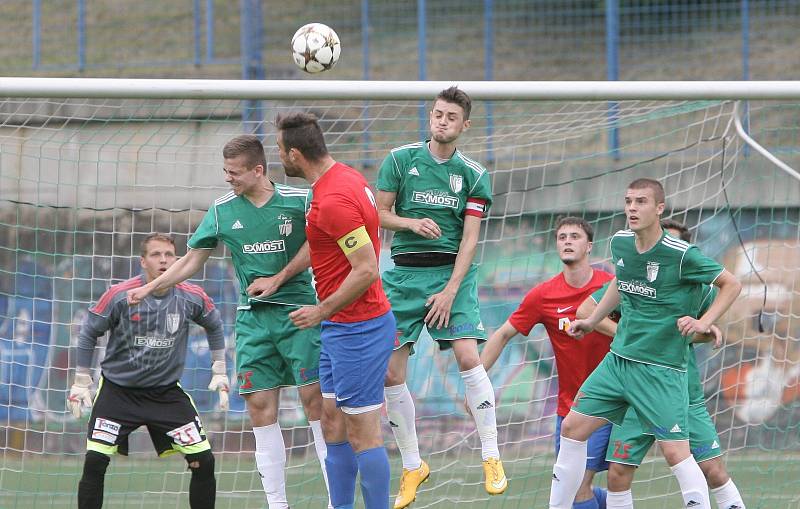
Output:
[
  {"xmin": 482, "ymin": 458, "xmax": 507, "ymax": 495},
  {"xmin": 393, "ymin": 460, "xmax": 430, "ymax": 509}
]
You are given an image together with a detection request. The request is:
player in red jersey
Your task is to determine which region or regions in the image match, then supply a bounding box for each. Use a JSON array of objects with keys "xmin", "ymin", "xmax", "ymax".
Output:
[
  {"xmin": 480, "ymin": 217, "xmax": 613, "ymax": 509},
  {"xmin": 276, "ymin": 112, "xmax": 395, "ymax": 509}
]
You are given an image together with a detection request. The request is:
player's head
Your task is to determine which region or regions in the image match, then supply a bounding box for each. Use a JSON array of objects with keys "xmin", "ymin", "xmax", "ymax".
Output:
[
  {"xmin": 624, "ymin": 178, "xmax": 665, "ymax": 232},
  {"xmin": 554, "ymin": 216, "xmax": 593, "ymax": 266},
  {"xmin": 661, "ymin": 218, "xmax": 691, "ymax": 242},
  {"xmin": 139, "ymin": 233, "xmax": 177, "ymax": 282},
  {"xmin": 222, "ymin": 135, "xmax": 268, "ymax": 196},
  {"xmin": 429, "ymin": 86, "xmax": 471, "ymax": 145},
  {"xmin": 275, "ymin": 112, "xmax": 329, "ymax": 178}
]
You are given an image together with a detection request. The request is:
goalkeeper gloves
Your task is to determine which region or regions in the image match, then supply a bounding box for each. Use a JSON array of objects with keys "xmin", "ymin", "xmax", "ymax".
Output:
[
  {"xmin": 67, "ymin": 372, "xmax": 93, "ymax": 419},
  {"xmin": 208, "ymin": 360, "xmax": 230, "ymax": 411}
]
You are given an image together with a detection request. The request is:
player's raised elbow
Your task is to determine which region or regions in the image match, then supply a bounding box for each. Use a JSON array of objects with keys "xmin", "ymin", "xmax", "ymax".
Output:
[{"xmin": 716, "ymin": 269, "xmax": 742, "ymax": 297}]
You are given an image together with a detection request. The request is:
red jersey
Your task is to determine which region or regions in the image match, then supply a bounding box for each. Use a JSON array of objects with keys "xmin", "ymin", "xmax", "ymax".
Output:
[
  {"xmin": 508, "ymin": 269, "xmax": 613, "ymax": 416},
  {"xmin": 306, "ymin": 162, "xmax": 391, "ymax": 323}
]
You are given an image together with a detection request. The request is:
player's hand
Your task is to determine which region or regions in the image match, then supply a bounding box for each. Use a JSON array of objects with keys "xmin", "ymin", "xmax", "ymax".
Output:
[
  {"xmin": 567, "ymin": 319, "xmax": 594, "ymax": 339},
  {"xmin": 677, "ymin": 316, "xmax": 711, "ymax": 337},
  {"xmin": 425, "ymin": 289, "xmax": 456, "ymax": 329},
  {"xmin": 247, "ymin": 276, "xmax": 282, "ymax": 299},
  {"xmin": 127, "ymin": 285, "xmax": 151, "ymax": 306},
  {"xmin": 289, "ymin": 305, "xmax": 326, "ymax": 329},
  {"xmin": 409, "ymin": 218, "xmax": 442, "ymax": 240},
  {"xmin": 710, "ymin": 324, "xmax": 723, "ymax": 349},
  {"xmin": 67, "ymin": 373, "xmax": 93, "ymax": 419},
  {"xmin": 207, "ymin": 361, "xmax": 230, "ymax": 411}
]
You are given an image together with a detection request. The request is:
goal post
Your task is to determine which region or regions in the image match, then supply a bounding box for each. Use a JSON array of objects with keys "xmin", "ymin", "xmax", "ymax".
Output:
[{"xmin": 0, "ymin": 79, "xmax": 798, "ymax": 509}]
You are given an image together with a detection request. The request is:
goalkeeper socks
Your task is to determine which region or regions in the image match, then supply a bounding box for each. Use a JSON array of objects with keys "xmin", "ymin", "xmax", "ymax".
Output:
[
  {"xmin": 671, "ymin": 456, "xmax": 712, "ymax": 509},
  {"xmin": 325, "ymin": 441, "xmax": 358, "ymax": 509},
  {"xmin": 573, "ymin": 495, "xmax": 599, "ymax": 509},
  {"xmin": 549, "ymin": 436, "xmax": 588, "ymax": 509},
  {"xmin": 309, "ymin": 420, "xmax": 333, "ymax": 508},
  {"xmin": 606, "ymin": 490, "xmax": 633, "ymax": 509},
  {"xmin": 461, "ymin": 365, "xmax": 500, "ymax": 460},
  {"xmin": 384, "ymin": 383, "xmax": 422, "ymax": 470},
  {"xmin": 253, "ymin": 423, "xmax": 289, "ymax": 509},
  {"xmin": 711, "ymin": 479, "xmax": 746, "ymax": 509},
  {"xmin": 356, "ymin": 446, "xmax": 391, "ymax": 509},
  {"xmin": 78, "ymin": 451, "xmax": 110, "ymax": 509},
  {"xmin": 593, "ymin": 486, "xmax": 608, "ymax": 509}
]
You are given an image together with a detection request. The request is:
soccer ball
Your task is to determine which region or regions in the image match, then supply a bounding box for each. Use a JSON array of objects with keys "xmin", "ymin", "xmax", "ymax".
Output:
[{"xmin": 291, "ymin": 23, "xmax": 341, "ymax": 74}]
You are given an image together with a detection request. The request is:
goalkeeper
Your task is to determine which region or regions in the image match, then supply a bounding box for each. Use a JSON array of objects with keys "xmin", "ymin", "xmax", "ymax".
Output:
[{"xmin": 69, "ymin": 233, "xmax": 227, "ymax": 509}]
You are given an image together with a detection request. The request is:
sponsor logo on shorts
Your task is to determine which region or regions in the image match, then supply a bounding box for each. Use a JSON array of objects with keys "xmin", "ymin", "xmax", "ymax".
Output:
[
  {"xmin": 94, "ymin": 418, "xmax": 121, "ymax": 435},
  {"xmin": 242, "ymin": 240, "xmax": 286, "ymax": 254},
  {"xmin": 612, "ymin": 440, "xmax": 631, "ymax": 459},
  {"xmin": 238, "ymin": 370, "xmax": 254, "ymax": 390},
  {"xmin": 690, "ymin": 442, "xmax": 719, "ymax": 457},
  {"xmin": 448, "ymin": 322, "xmax": 480, "ymax": 336},
  {"xmin": 411, "ymin": 190, "xmax": 459, "ymax": 209},
  {"xmin": 134, "ymin": 336, "xmax": 175, "ymax": 348},
  {"xmin": 91, "ymin": 430, "xmax": 117, "ymax": 444},
  {"xmin": 299, "ymin": 366, "xmax": 319, "ymax": 382},
  {"xmin": 167, "ymin": 422, "xmax": 203, "ymax": 446},
  {"xmin": 618, "ymin": 279, "xmax": 657, "ymax": 299}
]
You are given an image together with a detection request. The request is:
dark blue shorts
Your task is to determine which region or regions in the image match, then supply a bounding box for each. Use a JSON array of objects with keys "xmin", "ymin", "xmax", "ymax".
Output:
[
  {"xmin": 319, "ymin": 311, "xmax": 395, "ymax": 410},
  {"xmin": 555, "ymin": 414, "xmax": 612, "ymax": 472}
]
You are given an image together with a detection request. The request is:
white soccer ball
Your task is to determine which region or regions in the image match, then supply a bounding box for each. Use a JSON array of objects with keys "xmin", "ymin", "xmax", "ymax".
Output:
[{"xmin": 291, "ymin": 23, "xmax": 341, "ymax": 74}]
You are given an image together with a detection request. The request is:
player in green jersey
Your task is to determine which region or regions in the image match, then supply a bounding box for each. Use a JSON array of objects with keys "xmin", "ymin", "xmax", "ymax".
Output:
[
  {"xmin": 375, "ymin": 86, "xmax": 504, "ymax": 507},
  {"xmin": 576, "ymin": 220, "xmax": 746, "ymax": 509},
  {"xmin": 548, "ymin": 178, "xmax": 742, "ymax": 509},
  {"xmin": 127, "ymin": 135, "xmax": 331, "ymax": 509}
]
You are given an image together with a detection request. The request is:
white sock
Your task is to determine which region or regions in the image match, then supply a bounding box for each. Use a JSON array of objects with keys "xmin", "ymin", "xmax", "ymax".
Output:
[
  {"xmin": 461, "ymin": 365, "xmax": 500, "ymax": 460},
  {"xmin": 711, "ymin": 479, "xmax": 746, "ymax": 509},
  {"xmin": 671, "ymin": 456, "xmax": 712, "ymax": 509},
  {"xmin": 607, "ymin": 489, "xmax": 634, "ymax": 509},
  {"xmin": 549, "ymin": 436, "xmax": 587, "ymax": 509},
  {"xmin": 384, "ymin": 383, "xmax": 422, "ymax": 470},
  {"xmin": 253, "ymin": 423, "xmax": 289, "ymax": 509},
  {"xmin": 309, "ymin": 420, "xmax": 333, "ymax": 509}
]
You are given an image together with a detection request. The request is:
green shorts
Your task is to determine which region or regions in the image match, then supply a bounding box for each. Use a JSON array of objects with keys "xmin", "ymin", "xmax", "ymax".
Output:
[
  {"xmin": 382, "ymin": 263, "xmax": 486, "ymax": 354},
  {"xmin": 572, "ymin": 353, "xmax": 689, "ymax": 441},
  {"xmin": 235, "ymin": 304, "xmax": 321, "ymax": 394},
  {"xmin": 606, "ymin": 403, "xmax": 723, "ymax": 465}
]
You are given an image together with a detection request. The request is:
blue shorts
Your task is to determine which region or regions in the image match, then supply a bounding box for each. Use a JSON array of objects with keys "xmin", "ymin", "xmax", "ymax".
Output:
[
  {"xmin": 555, "ymin": 414, "xmax": 612, "ymax": 472},
  {"xmin": 319, "ymin": 311, "xmax": 395, "ymax": 410}
]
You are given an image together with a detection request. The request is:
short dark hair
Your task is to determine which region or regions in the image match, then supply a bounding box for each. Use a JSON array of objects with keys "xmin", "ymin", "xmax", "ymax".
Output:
[
  {"xmin": 223, "ymin": 134, "xmax": 267, "ymax": 171},
  {"xmin": 661, "ymin": 219, "xmax": 691, "ymax": 242},
  {"xmin": 435, "ymin": 86, "xmax": 472, "ymax": 120},
  {"xmin": 627, "ymin": 178, "xmax": 665, "ymax": 204},
  {"xmin": 274, "ymin": 112, "xmax": 329, "ymax": 162},
  {"xmin": 140, "ymin": 233, "xmax": 176, "ymax": 257},
  {"xmin": 554, "ymin": 216, "xmax": 594, "ymax": 242}
]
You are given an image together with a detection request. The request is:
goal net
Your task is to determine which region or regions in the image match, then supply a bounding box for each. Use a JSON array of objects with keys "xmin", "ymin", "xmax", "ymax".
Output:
[{"xmin": 0, "ymin": 80, "xmax": 798, "ymax": 508}]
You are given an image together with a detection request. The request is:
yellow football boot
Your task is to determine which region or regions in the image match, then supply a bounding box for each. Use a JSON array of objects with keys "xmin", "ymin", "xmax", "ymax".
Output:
[
  {"xmin": 393, "ymin": 460, "xmax": 430, "ymax": 509},
  {"xmin": 482, "ymin": 458, "xmax": 507, "ymax": 495}
]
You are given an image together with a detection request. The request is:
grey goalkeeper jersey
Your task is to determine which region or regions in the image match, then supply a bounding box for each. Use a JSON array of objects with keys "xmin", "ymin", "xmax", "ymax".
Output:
[{"xmin": 77, "ymin": 275, "xmax": 225, "ymax": 388}]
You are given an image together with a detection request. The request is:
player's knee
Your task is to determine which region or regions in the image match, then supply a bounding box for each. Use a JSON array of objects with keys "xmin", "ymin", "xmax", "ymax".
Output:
[
  {"xmin": 185, "ymin": 450, "xmax": 215, "ymax": 481},
  {"xmin": 607, "ymin": 463, "xmax": 634, "ymax": 491},
  {"xmin": 699, "ymin": 459, "xmax": 729, "ymax": 489},
  {"xmin": 80, "ymin": 451, "xmax": 111, "ymax": 483}
]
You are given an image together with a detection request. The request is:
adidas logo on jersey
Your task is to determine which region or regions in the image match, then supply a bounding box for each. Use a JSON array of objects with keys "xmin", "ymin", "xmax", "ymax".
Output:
[
  {"xmin": 232, "ymin": 220, "xmax": 244, "ymax": 230},
  {"xmin": 476, "ymin": 400, "xmax": 493, "ymax": 410},
  {"xmin": 670, "ymin": 424, "xmax": 682, "ymax": 433},
  {"xmin": 617, "ymin": 258, "xmax": 625, "ymax": 267},
  {"xmin": 408, "ymin": 167, "xmax": 419, "ymax": 176}
]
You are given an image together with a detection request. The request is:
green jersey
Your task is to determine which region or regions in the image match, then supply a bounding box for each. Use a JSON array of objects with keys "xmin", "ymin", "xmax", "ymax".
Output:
[
  {"xmin": 188, "ymin": 185, "xmax": 315, "ymax": 307},
  {"xmin": 609, "ymin": 229, "xmax": 724, "ymax": 370},
  {"xmin": 376, "ymin": 141, "xmax": 493, "ymax": 257},
  {"xmin": 592, "ymin": 280, "xmax": 718, "ymax": 402}
]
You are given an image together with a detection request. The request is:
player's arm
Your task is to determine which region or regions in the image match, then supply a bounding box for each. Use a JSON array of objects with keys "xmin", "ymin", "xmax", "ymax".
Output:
[
  {"xmin": 376, "ymin": 190, "xmax": 441, "ymax": 239},
  {"xmin": 248, "ymin": 241, "xmax": 311, "ymax": 298},
  {"xmin": 677, "ymin": 269, "xmax": 741, "ymax": 337},
  {"xmin": 289, "ymin": 226, "xmax": 379, "ymax": 329},
  {"xmin": 568, "ymin": 278, "xmax": 620, "ymax": 339},
  {"xmin": 576, "ymin": 295, "xmax": 618, "ymax": 337},
  {"xmin": 480, "ymin": 320, "xmax": 521, "ymax": 373},
  {"xmin": 127, "ymin": 248, "xmax": 212, "ymax": 305},
  {"xmin": 425, "ymin": 214, "xmax": 481, "ymax": 329}
]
